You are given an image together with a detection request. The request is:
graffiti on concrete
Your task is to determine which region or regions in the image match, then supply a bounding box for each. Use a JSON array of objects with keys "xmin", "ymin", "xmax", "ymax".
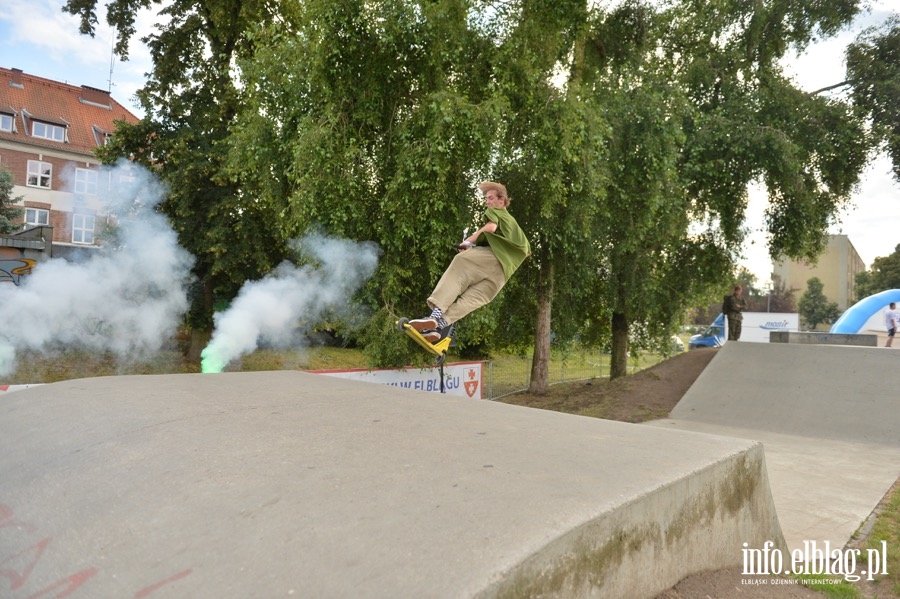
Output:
[
  {"xmin": 0, "ymin": 501, "xmax": 194, "ymax": 597},
  {"xmin": 0, "ymin": 259, "xmax": 36, "ymax": 286}
]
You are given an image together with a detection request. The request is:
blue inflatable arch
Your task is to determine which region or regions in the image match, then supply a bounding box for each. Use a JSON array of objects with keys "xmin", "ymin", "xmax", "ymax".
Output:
[{"xmin": 830, "ymin": 289, "xmax": 900, "ymax": 334}]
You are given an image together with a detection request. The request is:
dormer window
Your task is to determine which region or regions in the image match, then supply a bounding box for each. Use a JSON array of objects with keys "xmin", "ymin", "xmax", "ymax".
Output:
[
  {"xmin": 91, "ymin": 125, "xmax": 111, "ymax": 147},
  {"xmin": 32, "ymin": 121, "xmax": 66, "ymax": 142},
  {"xmin": 0, "ymin": 113, "xmax": 12, "ymax": 132}
]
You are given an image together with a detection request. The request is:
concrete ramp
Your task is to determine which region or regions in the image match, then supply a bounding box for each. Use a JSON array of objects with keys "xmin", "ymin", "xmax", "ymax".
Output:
[
  {"xmin": 1, "ymin": 371, "xmax": 783, "ymax": 599},
  {"xmin": 648, "ymin": 343, "xmax": 900, "ymax": 552},
  {"xmin": 670, "ymin": 342, "xmax": 900, "ymax": 445}
]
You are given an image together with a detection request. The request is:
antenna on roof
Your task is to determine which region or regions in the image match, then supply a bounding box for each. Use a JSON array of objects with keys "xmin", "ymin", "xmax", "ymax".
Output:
[{"xmin": 107, "ymin": 33, "xmax": 116, "ymax": 93}]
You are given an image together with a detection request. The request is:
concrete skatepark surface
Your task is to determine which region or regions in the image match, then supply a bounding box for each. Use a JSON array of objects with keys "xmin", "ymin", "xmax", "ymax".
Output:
[
  {"xmin": 2, "ymin": 371, "xmax": 780, "ymax": 598},
  {"xmin": 648, "ymin": 342, "xmax": 900, "ymax": 553},
  {"xmin": 0, "ymin": 342, "xmax": 896, "ymax": 598}
]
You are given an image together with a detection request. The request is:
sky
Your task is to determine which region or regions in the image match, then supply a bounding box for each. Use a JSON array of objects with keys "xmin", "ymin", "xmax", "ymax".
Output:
[{"xmin": 2, "ymin": 0, "xmax": 898, "ymax": 284}]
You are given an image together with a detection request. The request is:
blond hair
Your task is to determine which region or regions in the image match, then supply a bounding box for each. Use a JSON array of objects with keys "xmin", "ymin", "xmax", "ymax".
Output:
[{"xmin": 477, "ymin": 181, "xmax": 510, "ymax": 206}]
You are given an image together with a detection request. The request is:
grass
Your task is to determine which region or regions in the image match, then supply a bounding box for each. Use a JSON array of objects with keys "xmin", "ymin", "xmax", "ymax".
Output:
[
  {"xmin": 2, "ymin": 345, "xmax": 372, "ymax": 384},
  {"xmin": 3, "ymin": 343, "xmax": 671, "ymax": 395},
  {"xmin": 862, "ymin": 481, "xmax": 900, "ymax": 596},
  {"xmin": 789, "ymin": 480, "xmax": 900, "ymax": 599},
  {"xmin": 799, "ymin": 577, "xmax": 860, "ymax": 599}
]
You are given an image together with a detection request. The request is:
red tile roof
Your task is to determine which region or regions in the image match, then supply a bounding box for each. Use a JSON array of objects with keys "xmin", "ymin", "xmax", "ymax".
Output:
[{"xmin": 0, "ymin": 67, "xmax": 139, "ymax": 157}]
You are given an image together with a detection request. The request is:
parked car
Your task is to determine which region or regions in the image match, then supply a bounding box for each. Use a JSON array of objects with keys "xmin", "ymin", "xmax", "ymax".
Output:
[{"xmin": 689, "ymin": 314, "xmax": 725, "ymax": 349}]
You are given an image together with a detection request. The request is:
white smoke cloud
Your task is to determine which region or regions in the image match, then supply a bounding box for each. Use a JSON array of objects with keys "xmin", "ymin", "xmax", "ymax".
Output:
[
  {"xmin": 0, "ymin": 162, "xmax": 194, "ymax": 376},
  {"xmin": 201, "ymin": 233, "xmax": 380, "ymax": 373}
]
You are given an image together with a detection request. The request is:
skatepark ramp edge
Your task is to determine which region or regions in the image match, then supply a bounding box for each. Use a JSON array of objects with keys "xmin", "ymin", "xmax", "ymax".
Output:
[{"xmin": 1, "ymin": 370, "xmax": 786, "ymax": 598}]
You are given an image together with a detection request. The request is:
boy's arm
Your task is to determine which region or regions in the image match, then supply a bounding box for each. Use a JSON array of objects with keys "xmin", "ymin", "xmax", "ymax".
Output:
[{"xmin": 460, "ymin": 220, "xmax": 497, "ymax": 247}]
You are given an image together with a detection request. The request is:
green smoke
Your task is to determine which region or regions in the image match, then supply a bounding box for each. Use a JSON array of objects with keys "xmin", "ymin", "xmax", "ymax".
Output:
[{"xmin": 200, "ymin": 346, "xmax": 227, "ymax": 374}]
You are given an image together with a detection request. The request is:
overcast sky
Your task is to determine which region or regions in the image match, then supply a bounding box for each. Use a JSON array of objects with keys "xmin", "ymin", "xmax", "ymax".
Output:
[{"xmin": 2, "ymin": 0, "xmax": 897, "ymax": 283}]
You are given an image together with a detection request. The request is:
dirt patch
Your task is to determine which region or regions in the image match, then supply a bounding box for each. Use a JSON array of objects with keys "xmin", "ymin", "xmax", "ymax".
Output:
[
  {"xmin": 501, "ymin": 347, "xmax": 718, "ymax": 422},
  {"xmin": 500, "ymin": 347, "xmax": 898, "ymax": 599}
]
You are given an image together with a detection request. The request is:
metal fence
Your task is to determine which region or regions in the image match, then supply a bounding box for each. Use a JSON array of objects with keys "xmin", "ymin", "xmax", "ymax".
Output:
[
  {"xmin": 481, "ymin": 351, "xmax": 650, "ymax": 400},
  {"xmin": 482, "ymin": 349, "xmax": 661, "ymax": 399}
]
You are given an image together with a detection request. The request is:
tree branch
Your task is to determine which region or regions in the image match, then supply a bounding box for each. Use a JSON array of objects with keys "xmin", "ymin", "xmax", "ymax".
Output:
[{"xmin": 808, "ymin": 80, "xmax": 852, "ymax": 96}]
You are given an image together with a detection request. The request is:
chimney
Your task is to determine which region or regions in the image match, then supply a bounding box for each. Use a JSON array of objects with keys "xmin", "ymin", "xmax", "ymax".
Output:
[
  {"xmin": 80, "ymin": 85, "xmax": 111, "ymax": 108},
  {"xmin": 9, "ymin": 68, "xmax": 23, "ymax": 88}
]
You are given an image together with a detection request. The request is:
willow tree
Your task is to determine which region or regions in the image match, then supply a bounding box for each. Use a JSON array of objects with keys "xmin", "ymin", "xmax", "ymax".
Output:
[
  {"xmin": 484, "ymin": 0, "xmax": 612, "ymax": 391},
  {"xmin": 846, "ymin": 15, "xmax": 900, "ymax": 180},
  {"xmin": 573, "ymin": 0, "xmax": 871, "ymax": 377},
  {"xmin": 65, "ymin": 0, "xmax": 288, "ymax": 361},
  {"xmin": 228, "ymin": 0, "xmax": 508, "ymax": 365},
  {"xmin": 227, "ymin": 0, "xmax": 873, "ymax": 386}
]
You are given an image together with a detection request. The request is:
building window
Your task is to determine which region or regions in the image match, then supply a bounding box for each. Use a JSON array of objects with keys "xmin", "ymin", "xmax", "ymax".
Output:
[
  {"xmin": 0, "ymin": 113, "xmax": 12, "ymax": 132},
  {"xmin": 32, "ymin": 121, "xmax": 66, "ymax": 142},
  {"xmin": 74, "ymin": 168, "xmax": 99, "ymax": 196},
  {"xmin": 25, "ymin": 208, "xmax": 50, "ymax": 227},
  {"xmin": 73, "ymin": 213, "xmax": 95, "ymax": 244},
  {"xmin": 27, "ymin": 160, "xmax": 52, "ymax": 189}
]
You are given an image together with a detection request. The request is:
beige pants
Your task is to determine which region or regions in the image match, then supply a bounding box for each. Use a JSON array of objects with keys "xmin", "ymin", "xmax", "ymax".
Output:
[{"xmin": 427, "ymin": 247, "xmax": 506, "ymax": 325}]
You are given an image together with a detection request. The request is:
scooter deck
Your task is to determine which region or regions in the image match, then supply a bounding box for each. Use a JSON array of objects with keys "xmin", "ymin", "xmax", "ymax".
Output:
[{"xmin": 397, "ymin": 318, "xmax": 453, "ymax": 363}]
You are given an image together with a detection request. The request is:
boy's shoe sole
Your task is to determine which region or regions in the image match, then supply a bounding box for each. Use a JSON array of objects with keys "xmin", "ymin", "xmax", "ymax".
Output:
[
  {"xmin": 422, "ymin": 330, "xmax": 441, "ymax": 343},
  {"xmin": 423, "ymin": 325, "xmax": 454, "ymax": 345},
  {"xmin": 409, "ymin": 317, "xmax": 438, "ymax": 332}
]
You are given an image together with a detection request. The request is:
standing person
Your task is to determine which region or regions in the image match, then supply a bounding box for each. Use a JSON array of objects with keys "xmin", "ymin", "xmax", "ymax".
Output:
[
  {"xmin": 723, "ymin": 285, "xmax": 747, "ymax": 341},
  {"xmin": 885, "ymin": 302, "xmax": 899, "ymax": 347},
  {"xmin": 409, "ymin": 181, "xmax": 531, "ymax": 343}
]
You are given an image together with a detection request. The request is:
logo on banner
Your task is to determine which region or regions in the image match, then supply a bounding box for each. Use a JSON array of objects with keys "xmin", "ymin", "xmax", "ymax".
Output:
[{"xmin": 464, "ymin": 368, "xmax": 479, "ymax": 397}]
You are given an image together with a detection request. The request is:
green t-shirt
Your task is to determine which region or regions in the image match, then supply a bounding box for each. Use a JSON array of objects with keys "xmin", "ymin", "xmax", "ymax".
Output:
[{"xmin": 480, "ymin": 207, "xmax": 531, "ymax": 280}]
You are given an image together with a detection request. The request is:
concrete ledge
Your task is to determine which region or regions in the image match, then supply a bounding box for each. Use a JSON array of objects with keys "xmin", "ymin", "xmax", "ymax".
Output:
[
  {"xmin": 0, "ymin": 372, "xmax": 785, "ymax": 599},
  {"xmin": 478, "ymin": 444, "xmax": 785, "ymax": 598},
  {"xmin": 769, "ymin": 331, "xmax": 877, "ymax": 346}
]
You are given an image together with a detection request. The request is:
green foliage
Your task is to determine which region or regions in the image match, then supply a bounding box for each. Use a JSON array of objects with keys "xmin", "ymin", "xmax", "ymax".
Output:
[
  {"xmin": 69, "ymin": 0, "xmax": 290, "ymax": 343},
  {"xmin": 766, "ymin": 275, "xmax": 797, "ymax": 313},
  {"xmin": 70, "ymin": 0, "xmax": 879, "ymax": 376},
  {"xmin": 360, "ymin": 308, "xmax": 425, "ymax": 368},
  {"xmin": 847, "ymin": 15, "xmax": 900, "ymax": 181},
  {"xmin": 230, "ymin": 0, "xmax": 506, "ymax": 357},
  {"xmin": 864, "ymin": 480, "xmax": 900, "ymax": 596},
  {"xmin": 855, "ymin": 243, "xmax": 900, "ymax": 300},
  {"xmin": 798, "ymin": 277, "xmax": 840, "ymax": 329},
  {"xmin": 734, "ymin": 267, "xmax": 760, "ymax": 296},
  {"xmin": 0, "ymin": 166, "xmax": 24, "ymax": 234}
]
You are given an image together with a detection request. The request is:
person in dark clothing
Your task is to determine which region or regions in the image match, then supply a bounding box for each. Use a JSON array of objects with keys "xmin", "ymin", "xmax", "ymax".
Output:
[{"xmin": 723, "ymin": 285, "xmax": 747, "ymax": 341}]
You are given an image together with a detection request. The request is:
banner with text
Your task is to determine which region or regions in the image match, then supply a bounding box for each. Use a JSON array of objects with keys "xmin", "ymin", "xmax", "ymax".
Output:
[{"xmin": 312, "ymin": 362, "xmax": 483, "ymax": 398}]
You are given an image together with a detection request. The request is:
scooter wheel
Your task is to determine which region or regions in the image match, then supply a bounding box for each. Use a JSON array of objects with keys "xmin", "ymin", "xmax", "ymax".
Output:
[
  {"xmin": 397, "ymin": 317, "xmax": 409, "ymax": 332},
  {"xmin": 435, "ymin": 352, "xmax": 446, "ymax": 366}
]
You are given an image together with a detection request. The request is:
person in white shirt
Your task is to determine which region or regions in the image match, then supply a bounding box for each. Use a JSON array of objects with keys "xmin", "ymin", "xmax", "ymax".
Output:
[{"xmin": 885, "ymin": 302, "xmax": 899, "ymax": 347}]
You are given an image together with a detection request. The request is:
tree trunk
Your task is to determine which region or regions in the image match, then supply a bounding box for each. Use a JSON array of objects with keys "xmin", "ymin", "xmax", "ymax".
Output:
[
  {"xmin": 186, "ymin": 278, "xmax": 215, "ymax": 364},
  {"xmin": 528, "ymin": 263, "xmax": 554, "ymax": 394},
  {"xmin": 609, "ymin": 311, "xmax": 629, "ymax": 379},
  {"xmin": 187, "ymin": 328, "xmax": 212, "ymax": 365}
]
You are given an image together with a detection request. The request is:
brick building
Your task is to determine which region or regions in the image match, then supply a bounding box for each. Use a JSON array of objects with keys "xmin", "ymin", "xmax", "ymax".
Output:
[{"xmin": 0, "ymin": 66, "xmax": 139, "ymax": 265}]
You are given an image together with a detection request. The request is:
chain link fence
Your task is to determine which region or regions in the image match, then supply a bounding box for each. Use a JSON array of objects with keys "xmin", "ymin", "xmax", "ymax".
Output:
[{"xmin": 481, "ymin": 351, "xmax": 655, "ymax": 400}]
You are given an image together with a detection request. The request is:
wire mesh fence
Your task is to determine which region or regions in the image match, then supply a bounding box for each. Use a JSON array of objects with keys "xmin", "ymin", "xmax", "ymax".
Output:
[{"xmin": 482, "ymin": 350, "xmax": 656, "ymax": 400}]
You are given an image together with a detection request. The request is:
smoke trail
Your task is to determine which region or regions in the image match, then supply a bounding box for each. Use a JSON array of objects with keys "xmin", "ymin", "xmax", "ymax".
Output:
[
  {"xmin": 200, "ymin": 233, "xmax": 380, "ymax": 373},
  {"xmin": 0, "ymin": 161, "xmax": 193, "ymax": 376}
]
